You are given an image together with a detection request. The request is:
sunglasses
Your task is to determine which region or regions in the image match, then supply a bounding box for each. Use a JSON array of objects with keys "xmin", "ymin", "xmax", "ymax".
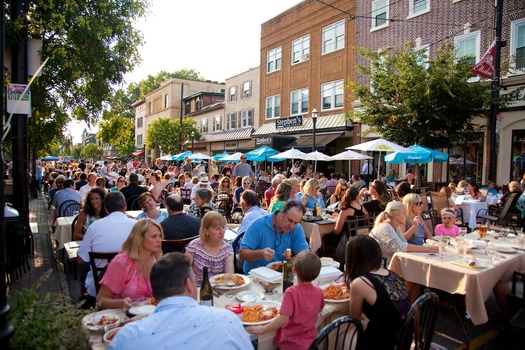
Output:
[
  {"xmin": 415, "ymin": 202, "xmax": 423, "ymax": 206},
  {"xmin": 243, "ymin": 182, "xmax": 251, "ymax": 185},
  {"xmin": 118, "ymin": 180, "xmax": 126, "ymax": 183}
]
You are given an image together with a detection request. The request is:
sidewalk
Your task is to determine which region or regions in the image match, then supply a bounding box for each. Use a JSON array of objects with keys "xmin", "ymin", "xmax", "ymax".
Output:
[{"xmin": 6, "ymin": 194, "xmax": 69, "ymax": 301}]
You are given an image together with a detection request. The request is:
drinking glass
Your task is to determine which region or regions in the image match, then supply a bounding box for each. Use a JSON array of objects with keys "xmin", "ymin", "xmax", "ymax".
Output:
[
  {"xmin": 501, "ymin": 227, "xmax": 509, "ymax": 241},
  {"xmin": 479, "ymin": 224, "xmax": 487, "ymax": 239},
  {"xmin": 438, "ymin": 238, "xmax": 447, "ymax": 262},
  {"xmin": 459, "ymin": 228, "xmax": 467, "ymax": 239},
  {"xmin": 486, "ymin": 242, "xmax": 496, "ymax": 263},
  {"xmin": 518, "ymin": 234, "xmax": 525, "ymax": 250}
]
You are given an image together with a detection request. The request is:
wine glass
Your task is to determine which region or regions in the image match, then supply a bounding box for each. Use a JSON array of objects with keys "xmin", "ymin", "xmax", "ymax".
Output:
[
  {"xmin": 501, "ymin": 227, "xmax": 509, "ymax": 241},
  {"xmin": 486, "ymin": 242, "xmax": 496, "ymax": 264},
  {"xmin": 438, "ymin": 237, "xmax": 447, "ymax": 262},
  {"xmin": 459, "ymin": 228, "xmax": 467, "ymax": 239}
]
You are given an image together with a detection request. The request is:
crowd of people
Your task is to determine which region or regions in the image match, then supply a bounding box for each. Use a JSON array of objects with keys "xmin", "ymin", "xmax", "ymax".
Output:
[{"xmin": 37, "ymin": 154, "xmax": 525, "ymax": 349}]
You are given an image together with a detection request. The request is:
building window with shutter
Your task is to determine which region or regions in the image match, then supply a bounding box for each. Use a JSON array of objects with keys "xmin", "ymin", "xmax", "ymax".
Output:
[
  {"xmin": 371, "ymin": 0, "xmax": 389, "ymax": 30},
  {"xmin": 265, "ymin": 95, "xmax": 280, "ymax": 119},
  {"xmin": 290, "ymin": 88, "xmax": 309, "ymax": 116},
  {"xmin": 322, "ymin": 20, "xmax": 345, "ymax": 55},
  {"xmin": 511, "ymin": 18, "xmax": 525, "ymax": 72},
  {"xmin": 213, "ymin": 115, "xmax": 222, "ymax": 132},
  {"xmin": 292, "ymin": 35, "xmax": 310, "ymax": 64},
  {"xmin": 227, "ymin": 112, "xmax": 237, "ymax": 130},
  {"xmin": 242, "ymin": 81, "xmax": 251, "ymax": 98},
  {"xmin": 321, "ymin": 80, "xmax": 344, "ymax": 111},
  {"xmin": 241, "ymin": 109, "xmax": 253, "ymax": 128},
  {"xmin": 201, "ymin": 118, "xmax": 208, "ymax": 133},
  {"xmin": 267, "ymin": 47, "xmax": 282, "ymax": 73},
  {"xmin": 229, "ymin": 86, "xmax": 237, "ymax": 103}
]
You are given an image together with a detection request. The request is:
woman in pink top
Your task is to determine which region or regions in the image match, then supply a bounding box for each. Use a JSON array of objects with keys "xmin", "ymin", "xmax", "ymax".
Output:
[
  {"xmin": 434, "ymin": 208, "xmax": 460, "ymax": 237},
  {"xmin": 97, "ymin": 219, "xmax": 163, "ymax": 309}
]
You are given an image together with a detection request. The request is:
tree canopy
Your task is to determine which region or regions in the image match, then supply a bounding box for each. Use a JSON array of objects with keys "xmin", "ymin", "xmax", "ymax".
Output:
[
  {"xmin": 146, "ymin": 118, "xmax": 200, "ymax": 155},
  {"xmin": 80, "ymin": 143, "xmax": 103, "ymax": 160},
  {"xmin": 348, "ymin": 42, "xmax": 492, "ymax": 149}
]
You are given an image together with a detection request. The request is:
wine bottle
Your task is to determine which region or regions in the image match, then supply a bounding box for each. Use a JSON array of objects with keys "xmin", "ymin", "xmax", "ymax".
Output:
[
  {"xmin": 200, "ymin": 266, "xmax": 214, "ymax": 306},
  {"xmin": 282, "ymin": 248, "xmax": 294, "ymax": 292}
]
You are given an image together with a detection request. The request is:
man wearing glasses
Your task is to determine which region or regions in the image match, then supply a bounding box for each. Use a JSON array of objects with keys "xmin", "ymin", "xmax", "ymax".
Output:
[
  {"xmin": 233, "ymin": 153, "xmax": 255, "ymax": 180},
  {"xmin": 239, "ymin": 201, "xmax": 309, "ymax": 274}
]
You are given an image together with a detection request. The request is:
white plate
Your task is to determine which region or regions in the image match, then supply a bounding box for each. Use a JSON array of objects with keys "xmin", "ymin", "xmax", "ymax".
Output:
[
  {"xmin": 496, "ymin": 247, "xmax": 517, "ymax": 254},
  {"xmin": 210, "ymin": 274, "xmax": 250, "ymax": 290},
  {"xmin": 128, "ymin": 304, "xmax": 156, "ymax": 316},
  {"xmin": 465, "ymin": 233, "xmax": 480, "ymax": 240},
  {"xmin": 320, "ymin": 284, "xmax": 350, "ymax": 303},
  {"xmin": 84, "ymin": 312, "xmax": 121, "ymax": 331},
  {"xmin": 463, "ymin": 260, "xmax": 489, "ymax": 269},
  {"xmin": 236, "ymin": 290, "xmax": 265, "ymax": 302},
  {"xmin": 103, "ymin": 326, "xmax": 123, "ymax": 343},
  {"xmin": 240, "ymin": 301, "xmax": 281, "ymax": 326}
]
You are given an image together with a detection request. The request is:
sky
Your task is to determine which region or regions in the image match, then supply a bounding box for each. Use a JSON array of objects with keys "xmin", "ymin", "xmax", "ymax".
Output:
[{"xmin": 67, "ymin": 0, "xmax": 304, "ymax": 144}]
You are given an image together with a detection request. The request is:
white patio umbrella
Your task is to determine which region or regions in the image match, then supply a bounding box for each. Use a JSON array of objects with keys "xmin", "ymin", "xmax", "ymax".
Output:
[
  {"xmin": 220, "ymin": 152, "xmax": 244, "ymax": 162},
  {"xmin": 329, "ymin": 150, "xmax": 373, "ymax": 177},
  {"xmin": 159, "ymin": 154, "xmax": 173, "ymax": 161},
  {"xmin": 301, "ymin": 151, "xmax": 331, "ymax": 172},
  {"xmin": 269, "ymin": 148, "xmax": 308, "ymax": 172},
  {"xmin": 347, "ymin": 138, "xmax": 411, "ymax": 179},
  {"xmin": 188, "ymin": 152, "xmax": 212, "ymax": 160}
]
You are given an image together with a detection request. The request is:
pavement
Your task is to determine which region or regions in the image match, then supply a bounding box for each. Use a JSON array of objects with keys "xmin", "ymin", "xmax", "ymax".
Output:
[{"xmin": 6, "ymin": 195, "xmax": 522, "ymax": 349}]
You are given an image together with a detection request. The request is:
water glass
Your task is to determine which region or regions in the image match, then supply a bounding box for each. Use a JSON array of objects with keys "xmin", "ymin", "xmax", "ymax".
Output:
[
  {"xmin": 438, "ymin": 238, "xmax": 447, "ymax": 261},
  {"xmin": 459, "ymin": 228, "xmax": 467, "ymax": 238},
  {"xmin": 518, "ymin": 234, "xmax": 525, "ymax": 250}
]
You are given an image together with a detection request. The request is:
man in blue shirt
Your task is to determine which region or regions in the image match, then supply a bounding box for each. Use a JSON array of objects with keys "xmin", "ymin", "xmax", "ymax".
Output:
[
  {"xmin": 240, "ymin": 201, "xmax": 308, "ymax": 274},
  {"xmin": 110, "ymin": 253, "xmax": 252, "ymax": 350}
]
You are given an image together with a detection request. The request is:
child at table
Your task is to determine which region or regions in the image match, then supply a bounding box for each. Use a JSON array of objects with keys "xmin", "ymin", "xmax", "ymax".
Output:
[
  {"xmin": 434, "ymin": 208, "xmax": 460, "ymax": 237},
  {"xmin": 246, "ymin": 250, "xmax": 325, "ymax": 350}
]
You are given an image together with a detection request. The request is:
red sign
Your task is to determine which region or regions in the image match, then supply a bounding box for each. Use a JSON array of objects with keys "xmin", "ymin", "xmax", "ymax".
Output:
[{"xmin": 470, "ymin": 40, "xmax": 496, "ymax": 79}]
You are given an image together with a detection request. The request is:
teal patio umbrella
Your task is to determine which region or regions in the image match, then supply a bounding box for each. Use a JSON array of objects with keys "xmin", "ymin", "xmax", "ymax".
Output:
[
  {"xmin": 172, "ymin": 151, "xmax": 192, "ymax": 161},
  {"xmin": 213, "ymin": 152, "xmax": 230, "ymax": 161},
  {"xmin": 246, "ymin": 146, "xmax": 279, "ymax": 162}
]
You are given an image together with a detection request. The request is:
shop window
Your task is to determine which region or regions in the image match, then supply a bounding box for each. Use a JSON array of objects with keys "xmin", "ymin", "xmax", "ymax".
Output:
[{"xmin": 511, "ymin": 129, "xmax": 525, "ymax": 182}]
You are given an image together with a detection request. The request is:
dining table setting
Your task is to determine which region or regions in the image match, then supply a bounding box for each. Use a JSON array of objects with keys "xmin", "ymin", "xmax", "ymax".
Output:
[{"xmin": 300, "ymin": 209, "xmax": 338, "ymax": 253}]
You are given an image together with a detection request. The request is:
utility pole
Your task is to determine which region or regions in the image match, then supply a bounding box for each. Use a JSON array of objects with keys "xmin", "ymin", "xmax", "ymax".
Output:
[{"xmin": 488, "ymin": 0, "xmax": 503, "ymax": 183}]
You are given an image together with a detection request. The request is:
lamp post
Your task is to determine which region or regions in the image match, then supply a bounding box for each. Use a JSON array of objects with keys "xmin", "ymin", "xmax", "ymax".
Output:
[
  {"xmin": 191, "ymin": 131, "xmax": 195, "ymax": 153},
  {"xmin": 143, "ymin": 143, "xmax": 146, "ymax": 163},
  {"xmin": 311, "ymin": 108, "xmax": 318, "ymax": 153}
]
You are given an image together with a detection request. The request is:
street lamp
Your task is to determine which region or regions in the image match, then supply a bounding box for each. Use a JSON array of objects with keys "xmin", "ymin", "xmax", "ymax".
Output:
[
  {"xmin": 311, "ymin": 108, "xmax": 318, "ymax": 152},
  {"xmin": 143, "ymin": 143, "xmax": 146, "ymax": 163},
  {"xmin": 191, "ymin": 131, "xmax": 195, "ymax": 153}
]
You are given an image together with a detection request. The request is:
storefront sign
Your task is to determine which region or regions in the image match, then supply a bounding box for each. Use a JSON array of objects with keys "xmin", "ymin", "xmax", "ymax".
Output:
[
  {"xmin": 254, "ymin": 136, "xmax": 273, "ymax": 146},
  {"xmin": 276, "ymin": 116, "xmax": 302, "ymax": 129},
  {"xmin": 225, "ymin": 142, "xmax": 237, "ymax": 149},
  {"xmin": 503, "ymin": 86, "xmax": 525, "ymax": 108}
]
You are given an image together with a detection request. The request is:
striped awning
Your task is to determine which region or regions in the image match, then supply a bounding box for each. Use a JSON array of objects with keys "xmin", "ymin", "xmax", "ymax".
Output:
[
  {"xmin": 202, "ymin": 127, "xmax": 253, "ymax": 142},
  {"xmin": 253, "ymin": 113, "xmax": 351, "ymax": 136}
]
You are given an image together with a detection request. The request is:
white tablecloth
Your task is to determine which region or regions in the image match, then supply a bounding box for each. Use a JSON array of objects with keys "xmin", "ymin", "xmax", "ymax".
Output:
[
  {"xmin": 485, "ymin": 195, "xmax": 501, "ymax": 206},
  {"xmin": 53, "ymin": 216, "xmax": 76, "ymax": 250},
  {"xmin": 301, "ymin": 220, "xmax": 336, "ymax": 252},
  {"xmin": 457, "ymin": 200, "xmax": 488, "ymax": 230}
]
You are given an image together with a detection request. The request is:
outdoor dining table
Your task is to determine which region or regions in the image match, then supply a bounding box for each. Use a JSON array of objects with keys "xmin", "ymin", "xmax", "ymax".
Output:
[
  {"xmin": 300, "ymin": 218, "xmax": 337, "ymax": 252},
  {"xmin": 456, "ymin": 200, "xmax": 488, "ymax": 230},
  {"xmin": 81, "ymin": 276, "xmax": 348, "ymax": 350},
  {"xmin": 54, "ymin": 215, "xmax": 76, "ymax": 250},
  {"xmin": 388, "ymin": 233, "xmax": 525, "ymax": 326}
]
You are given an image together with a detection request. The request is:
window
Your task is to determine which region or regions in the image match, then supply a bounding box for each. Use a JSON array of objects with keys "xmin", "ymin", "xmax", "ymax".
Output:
[
  {"xmin": 415, "ymin": 44, "xmax": 430, "ymax": 68},
  {"xmin": 290, "ymin": 88, "xmax": 309, "ymax": 116},
  {"xmin": 136, "ymin": 117, "xmax": 143, "ymax": 128},
  {"xmin": 372, "ymin": 0, "xmax": 388, "ymax": 30},
  {"xmin": 292, "ymin": 35, "xmax": 310, "ymax": 64},
  {"xmin": 322, "ymin": 20, "xmax": 345, "ymax": 54},
  {"xmin": 227, "ymin": 112, "xmax": 237, "ymax": 130},
  {"xmin": 229, "ymin": 86, "xmax": 237, "ymax": 103},
  {"xmin": 136, "ymin": 134, "xmax": 142, "ymax": 146},
  {"xmin": 267, "ymin": 47, "xmax": 282, "ymax": 73},
  {"xmin": 409, "ymin": 0, "xmax": 429, "ymax": 17},
  {"xmin": 265, "ymin": 95, "xmax": 280, "ymax": 119},
  {"xmin": 454, "ymin": 31, "xmax": 480, "ymax": 66},
  {"xmin": 195, "ymin": 97, "xmax": 202, "ymax": 110},
  {"xmin": 321, "ymin": 80, "xmax": 344, "ymax": 111},
  {"xmin": 184, "ymin": 102, "xmax": 191, "ymax": 114},
  {"xmin": 241, "ymin": 109, "xmax": 253, "ymax": 128},
  {"xmin": 213, "ymin": 115, "xmax": 222, "ymax": 132},
  {"xmin": 164, "ymin": 94, "xmax": 169, "ymax": 108},
  {"xmin": 511, "ymin": 18, "xmax": 525, "ymax": 71},
  {"xmin": 201, "ymin": 118, "xmax": 208, "ymax": 133},
  {"xmin": 242, "ymin": 81, "xmax": 251, "ymax": 98}
]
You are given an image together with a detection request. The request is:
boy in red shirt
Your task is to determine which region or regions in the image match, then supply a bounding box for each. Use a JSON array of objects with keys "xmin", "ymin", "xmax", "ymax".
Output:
[{"xmin": 247, "ymin": 251, "xmax": 325, "ymax": 350}]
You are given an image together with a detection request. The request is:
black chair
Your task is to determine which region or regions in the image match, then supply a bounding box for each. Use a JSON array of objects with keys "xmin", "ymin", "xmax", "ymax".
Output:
[
  {"xmin": 214, "ymin": 191, "xmax": 233, "ymax": 222},
  {"xmin": 58, "ymin": 200, "xmax": 81, "ymax": 217},
  {"xmin": 476, "ymin": 192, "xmax": 521, "ymax": 232},
  {"xmin": 88, "ymin": 251, "xmax": 119, "ymax": 294},
  {"xmin": 232, "ymin": 231, "xmax": 245, "ymax": 274},
  {"xmin": 180, "ymin": 188, "xmax": 192, "ymax": 205},
  {"xmin": 127, "ymin": 194, "xmax": 141, "ymax": 210},
  {"xmin": 508, "ymin": 271, "xmax": 525, "ymax": 328},
  {"xmin": 396, "ymin": 291, "xmax": 440, "ymax": 350},
  {"xmin": 161, "ymin": 236, "xmax": 198, "ymax": 253},
  {"xmin": 309, "ymin": 315, "xmax": 363, "ymax": 350},
  {"xmin": 165, "ymin": 182, "xmax": 174, "ymax": 194}
]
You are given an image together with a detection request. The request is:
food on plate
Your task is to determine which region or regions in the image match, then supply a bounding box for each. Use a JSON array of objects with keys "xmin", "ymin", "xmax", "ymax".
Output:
[
  {"xmin": 468, "ymin": 259, "xmax": 477, "ymax": 267},
  {"xmin": 323, "ymin": 284, "xmax": 350, "ymax": 300},
  {"xmin": 213, "ymin": 274, "xmax": 245, "ymax": 286},
  {"xmin": 269, "ymin": 261, "xmax": 283, "ymax": 272},
  {"xmin": 97, "ymin": 315, "xmax": 119, "ymax": 326},
  {"xmin": 320, "ymin": 257, "xmax": 334, "ymax": 265},
  {"xmin": 149, "ymin": 297, "xmax": 157, "ymax": 306},
  {"xmin": 242, "ymin": 305, "xmax": 279, "ymax": 323},
  {"xmin": 104, "ymin": 327, "xmax": 122, "ymax": 342}
]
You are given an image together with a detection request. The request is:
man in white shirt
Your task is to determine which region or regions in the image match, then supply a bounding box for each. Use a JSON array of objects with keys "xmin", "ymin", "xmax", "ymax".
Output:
[
  {"xmin": 77, "ymin": 191, "xmax": 136, "ymax": 307},
  {"xmin": 190, "ymin": 177, "xmax": 213, "ymax": 200},
  {"xmin": 79, "ymin": 172, "xmax": 98, "ymax": 200},
  {"xmin": 361, "ymin": 160, "xmax": 373, "ymax": 184},
  {"xmin": 126, "ymin": 158, "xmax": 134, "ymax": 171}
]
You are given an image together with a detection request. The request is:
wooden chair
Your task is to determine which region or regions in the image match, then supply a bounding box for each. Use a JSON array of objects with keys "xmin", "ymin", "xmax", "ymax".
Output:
[
  {"xmin": 214, "ymin": 191, "xmax": 233, "ymax": 222},
  {"xmin": 309, "ymin": 316, "xmax": 363, "ymax": 350},
  {"xmin": 180, "ymin": 188, "xmax": 192, "ymax": 205},
  {"xmin": 161, "ymin": 236, "xmax": 198, "ymax": 253},
  {"xmin": 396, "ymin": 291, "xmax": 440, "ymax": 350},
  {"xmin": 429, "ymin": 191, "xmax": 450, "ymax": 228},
  {"xmin": 476, "ymin": 192, "xmax": 521, "ymax": 232},
  {"xmin": 88, "ymin": 251, "xmax": 119, "ymax": 294},
  {"xmin": 58, "ymin": 200, "xmax": 81, "ymax": 217},
  {"xmin": 507, "ymin": 271, "xmax": 525, "ymax": 349},
  {"xmin": 231, "ymin": 231, "xmax": 245, "ymax": 274}
]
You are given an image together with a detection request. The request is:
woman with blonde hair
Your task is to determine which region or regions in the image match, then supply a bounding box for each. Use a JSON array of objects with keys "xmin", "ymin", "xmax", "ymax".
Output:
[
  {"xmin": 283, "ymin": 177, "xmax": 302, "ymax": 202},
  {"xmin": 370, "ymin": 201, "xmax": 438, "ymax": 261},
  {"xmin": 96, "ymin": 219, "xmax": 163, "ymax": 309},
  {"xmin": 269, "ymin": 183, "xmax": 292, "ymax": 213},
  {"xmin": 301, "ymin": 179, "xmax": 325, "ymax": 209},
  {"xmin": 185, "ymin": 211, "xmax": 234, "ymax": 287},
  {"xmin": 402, "ymin": 193, "xmax": 433, "ymax": 245}
]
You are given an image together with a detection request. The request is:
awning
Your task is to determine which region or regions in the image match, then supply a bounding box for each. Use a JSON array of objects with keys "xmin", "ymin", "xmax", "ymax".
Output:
[
  {"xmin": 203, "ymin": 128, "xmax": 253, "ymax": 142},
  {"xmin": 132, "ymin": 151, "xmax": 144, "ymax": 156},
  {"xmin": 283, "ymin": 132, "xmax": 343, "ymax": 151}
]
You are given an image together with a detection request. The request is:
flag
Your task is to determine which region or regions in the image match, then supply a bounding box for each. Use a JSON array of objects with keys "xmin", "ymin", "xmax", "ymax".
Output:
[{"xmin": 470, "ymin": 39, "xmax": 496, "ymax": 79}]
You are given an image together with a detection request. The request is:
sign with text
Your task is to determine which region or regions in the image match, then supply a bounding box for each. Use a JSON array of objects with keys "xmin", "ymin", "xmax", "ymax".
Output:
[
  {"xmin": 7, "ymin": 84, "xmax": 31, "ymax": 115},
  {"xmin": 254, "ymin": 136, "xmax": 273, "ymax": 146},
  {"xmin": 276, "ymin": 115, "xmax": 302, "ymax": 129}
]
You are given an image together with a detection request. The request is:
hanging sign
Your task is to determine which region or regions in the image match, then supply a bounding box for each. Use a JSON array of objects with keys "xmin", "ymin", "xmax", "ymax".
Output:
[
  {"xmin": 276, "ymin": 116, "xmax": 302, "ymax": 129},
  {"xmin": 7, "ymin": 84, "xmax": 31, "ymax": 116}
]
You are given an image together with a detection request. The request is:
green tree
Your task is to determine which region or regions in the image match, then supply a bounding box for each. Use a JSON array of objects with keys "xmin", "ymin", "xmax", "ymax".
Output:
[
  {"xmin": 71, "ymin": 144, "xmax": 84, "ymax": 158},
  {"xmin": 146, "ymin": 118, "xmax": 199, "ymax": 155},
  {"xmin": 348, "ymin": 42, "xmax": 492, "ymax": 149},
  {"xmin": 129, "ymin": 69, "xmax": 204, "ymax": 99},
  {"xmin": 80, "ymin": 143, "xmax": 103, "ymax": 160}
]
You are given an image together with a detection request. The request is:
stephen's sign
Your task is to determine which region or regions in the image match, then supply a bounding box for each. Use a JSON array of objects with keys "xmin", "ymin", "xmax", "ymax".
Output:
[
  {"xmin": 255, "ymin": 136, "xmax": 272, "ymax": 146},
  {"xmin": 276, "ymin": 116, "xmax": 302, "ymax": 129}
]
